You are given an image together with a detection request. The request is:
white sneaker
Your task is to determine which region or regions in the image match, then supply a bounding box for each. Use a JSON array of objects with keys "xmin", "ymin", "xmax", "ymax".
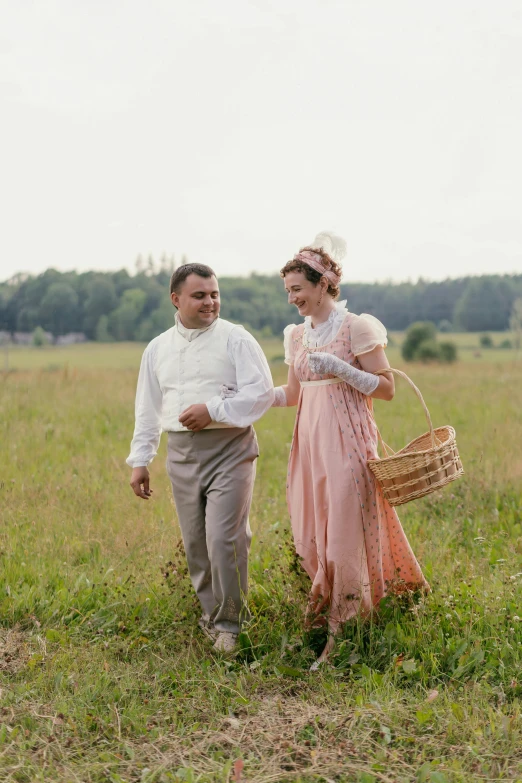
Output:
[
  {"xmin": 198, "ymin": 615, "xmax": 219, "ymax": 642},
  {"xmin": 213, "ymin": 631, "xmax": 238, "ymax": 653}
]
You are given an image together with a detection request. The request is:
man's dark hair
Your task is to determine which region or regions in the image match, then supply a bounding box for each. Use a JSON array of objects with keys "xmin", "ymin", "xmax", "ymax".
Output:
[{"xmin": 169, "ymin": 263, "xmax": 217, "ymax": 295}]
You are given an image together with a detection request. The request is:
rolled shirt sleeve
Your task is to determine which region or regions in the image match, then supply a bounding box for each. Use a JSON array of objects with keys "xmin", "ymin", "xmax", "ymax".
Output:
[
  {"xmin": 126, "ymin": 342, "xmax": 163, "ymax": 467},
  {"xmin": 206, "ymin": 329, "xmax": 275, "ymax": 427}
]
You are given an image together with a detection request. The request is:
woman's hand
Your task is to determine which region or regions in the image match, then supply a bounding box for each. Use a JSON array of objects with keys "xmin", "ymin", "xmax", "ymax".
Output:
[
  {"xmin": 221, "ymin": 383, "xmax": 238, "ymax": 399},
  {"xmin": 307, "ymin": 352, "xmax": 381, "ymax": 397},
  {"xmin": 272, "ymin": 365, "xmax": 300, "ymax": 408},
  {"xmin": 308, "ymin": 352, "xmax": 334, "ymax": 376}
]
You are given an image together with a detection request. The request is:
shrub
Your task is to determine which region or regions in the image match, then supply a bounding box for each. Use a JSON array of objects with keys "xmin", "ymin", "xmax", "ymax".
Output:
[
  {"xmin": 480, "ymin": 334, "xmax": 493, "ymax": 349},
  {"xmin": 499, "ymin": 339, "xmax": 513, "ymax": 350},
  {"xmin": 32, "ymin": 326, "xmax": 49, "ymax": 347},
  {"xmin": 439, "ymin": 341, "xmax": 458, "ymax": 363},
  {"xmin": 402, "ymin": 322, "xmax": 458, "ymax": 363},
  {"xmin": 415, "ymin": 339, "xmax": 441, "ymax": 362},
  {"xmin": 401, "ymin": 322, "xmax": 437, "ymax": 361}
]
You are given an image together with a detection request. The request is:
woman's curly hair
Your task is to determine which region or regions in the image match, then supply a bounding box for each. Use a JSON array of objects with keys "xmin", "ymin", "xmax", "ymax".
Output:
[{"xmin": 280, "ymin": 246, "xmax": 342, "ymax": 299}]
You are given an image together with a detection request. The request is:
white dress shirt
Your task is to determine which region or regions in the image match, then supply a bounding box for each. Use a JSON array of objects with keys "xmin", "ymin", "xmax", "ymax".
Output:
[{"xmin": 126, "ymin": 315, "xmax": 274, "ymax": 468}]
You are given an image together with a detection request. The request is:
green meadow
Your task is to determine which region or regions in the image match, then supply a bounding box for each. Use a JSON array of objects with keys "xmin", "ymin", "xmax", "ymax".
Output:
[
  {"xmin": 0, "ymin": 340, "xmax": 521, "ymax": 782},
  {"xmin": 1, "ymin": 331, "xmax": 517, "ymax": 372}
]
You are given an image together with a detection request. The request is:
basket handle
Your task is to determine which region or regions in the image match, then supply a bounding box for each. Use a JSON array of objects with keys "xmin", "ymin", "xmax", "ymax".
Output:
[
  {"xmin": 374, "ymin": 368, "xmax": 437, "ymax": 450},
  {"xmin": 375, "ymin": 428, "xmax": 396, "ymax": 458}
]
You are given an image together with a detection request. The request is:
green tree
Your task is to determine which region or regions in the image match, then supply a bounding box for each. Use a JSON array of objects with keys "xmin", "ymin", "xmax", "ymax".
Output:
[
  {"xmin": 83, "ymin": 278, "xmax": 117, "ymax": 338},
  {"xmin": 95, "ymin": 315, "xmax": 112, "ymax": 342},
  {"xmin": 17, "ymin": 306, "xmax": 40, "ymax": 332},
  {"xmin": 0, "ymin": 289, "xmax": 9, "ymax": 331},
  {"xmin": 32, "ymin": 326, "xmax": 49, "ymax": 347},
  {"xmin": 415, "ymin": 339, "xmax": 441, "ymax": 362},
  {"xmin": 159, "ymin": 253, "xmax": 176, "ymax": 276},
  {"xmin": 39, "ymin": 282, "xmax": 79, "ymax": 336},
  {"xmin": 109, "ymin": 289, "xmax": 147, "ymax": 341},
  {"xmin": 135, "ymin": 297, "xmax": 175, "ymax": 342},
  {"xmin": 454, "ymin": 277, "xmax": 514, "ymax": 331},
  {"xmin": 439, "ymin": 341, "xmax": 458, "ymax": 363},
  {"xmin": 401, "ymin": 322, "xmax": 437, "ymax": 361},
  {"xmin": 509, "ymin": 297, "xmax": 522, "ymax": 350},
  {"xmin": 3, "ymin": 267, "xmax": 522, "ymax": 340}
]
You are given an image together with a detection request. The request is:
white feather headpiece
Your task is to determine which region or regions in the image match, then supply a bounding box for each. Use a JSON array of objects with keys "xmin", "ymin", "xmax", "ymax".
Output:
[{"xmin": 310, "ymin": 231, "xmax": 347, "ymax": 263}]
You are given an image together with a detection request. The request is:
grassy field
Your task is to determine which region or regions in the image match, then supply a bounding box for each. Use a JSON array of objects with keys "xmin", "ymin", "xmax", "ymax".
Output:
[
  {"xmin": 1, "ymin": 332, "xmax": 519, "ymax": 371},
  {"xmin": 0, "ymin": 341, "xmax": 521, "ymax": 782},
  {"xmin": 0, "ymin": 340, "xmax": 287, "ymax": 372}
]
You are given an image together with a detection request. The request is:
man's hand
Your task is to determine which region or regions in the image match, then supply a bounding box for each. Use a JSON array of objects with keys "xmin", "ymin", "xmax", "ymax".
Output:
[
  {"xmin": 179, "ymin": 404, "xmax": 212, "ymax": 432},
  {"xmin": 130, "ymin": 466, "xmax": 153, "ymax": 500}
]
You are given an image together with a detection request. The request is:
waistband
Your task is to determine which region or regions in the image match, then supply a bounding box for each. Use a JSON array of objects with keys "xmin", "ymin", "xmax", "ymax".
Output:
[
  {"xmin": 167, "ymin": 424, "xmax": 248, "ymax": 436},
  {"xmin": 300, "ymin": 377, "xmax": 344, "ymax": 387},
  {"xmin": 165, "ymin": 421, "xmax": 236, "ymax": 433}
]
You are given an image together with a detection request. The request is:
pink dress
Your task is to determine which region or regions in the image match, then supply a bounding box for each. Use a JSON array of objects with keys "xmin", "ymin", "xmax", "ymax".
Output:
[{"xmin": 286, "ymin": 313, "xmax": 428, "ymax": 632}]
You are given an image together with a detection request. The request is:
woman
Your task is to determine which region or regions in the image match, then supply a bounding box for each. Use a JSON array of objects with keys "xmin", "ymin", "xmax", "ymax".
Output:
[{"xmin": 273, "ymin": 231, "xmax": 428, "ymax": 668}]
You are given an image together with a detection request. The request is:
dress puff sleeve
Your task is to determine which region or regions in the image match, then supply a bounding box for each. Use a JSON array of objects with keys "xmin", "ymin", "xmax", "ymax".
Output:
[
  {"xmin": 283, "ymin": 324, "xmax": 297, "ymax": 365},
  {"xmin": 351, "ymin": 314, "xmax": 388, "ymax": 356}
]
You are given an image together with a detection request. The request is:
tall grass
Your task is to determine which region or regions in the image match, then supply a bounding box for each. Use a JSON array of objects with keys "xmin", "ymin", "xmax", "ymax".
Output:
[{"xmin": 0, "ymin": 348, "xmax": 520, "ymax": 782}]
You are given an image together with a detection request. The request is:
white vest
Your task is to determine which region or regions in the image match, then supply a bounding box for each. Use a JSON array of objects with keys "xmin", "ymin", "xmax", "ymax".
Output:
[{"xmin": 153, "ymin": 318, "xmax": 238, "ymax": 432}]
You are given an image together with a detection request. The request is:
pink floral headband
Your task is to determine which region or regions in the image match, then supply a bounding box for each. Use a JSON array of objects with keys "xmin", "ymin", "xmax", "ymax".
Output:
[{"xmin": 293, "ymin": 249, "xmax": 341, "ymax": 286}]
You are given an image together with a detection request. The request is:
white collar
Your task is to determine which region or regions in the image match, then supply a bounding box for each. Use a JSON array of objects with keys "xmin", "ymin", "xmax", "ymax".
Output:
[
  {"xmin": 305, "ymin": 300, "xmax": 349, "ymax": 333},
  {"xmin": 175, "ymin": 313, "xmax": 219, "ymax": 342}
]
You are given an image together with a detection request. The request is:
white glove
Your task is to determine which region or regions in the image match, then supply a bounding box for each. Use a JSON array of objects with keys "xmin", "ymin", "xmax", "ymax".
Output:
[
  {"xmin": 221, "ymin": 383, "xmax": 238, "ymax": 399},
  {"xmin": 272, "ymin": 387, "xmax": 288, "ymax": 407},
  {"xmin": 308, "ymin": 353, "xmax": 379, "ymax": 396},
  {"xmin": 222, "ymin": 383, "xmax": 288, "ymax": 407}
]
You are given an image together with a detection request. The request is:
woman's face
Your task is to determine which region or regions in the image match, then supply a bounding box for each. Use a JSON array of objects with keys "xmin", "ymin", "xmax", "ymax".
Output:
[{"xmin": 284, "ymin": 270, "xmax": 326, "ymax": 317}]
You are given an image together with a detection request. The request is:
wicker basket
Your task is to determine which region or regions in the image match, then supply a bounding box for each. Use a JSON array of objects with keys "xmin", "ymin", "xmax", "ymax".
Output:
[{"xmin": 367, "ymin": 368, "xmax": 464, "ymax": 506}]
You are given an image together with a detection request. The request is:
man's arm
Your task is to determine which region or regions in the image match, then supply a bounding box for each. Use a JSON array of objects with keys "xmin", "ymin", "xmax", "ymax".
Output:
[
  {"xmin": 202, "ymin": 329, "xmax": 274, "ymax": 427},
  {"xmin": 127, "ymin": 343, "xmax": 163, "ymax": 499}
]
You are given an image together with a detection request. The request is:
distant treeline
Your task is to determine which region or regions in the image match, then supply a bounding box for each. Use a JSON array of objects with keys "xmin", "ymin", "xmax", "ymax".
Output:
[{"xmin": 1, "ymin": 262, "xmax": 521, "ymax": 341}]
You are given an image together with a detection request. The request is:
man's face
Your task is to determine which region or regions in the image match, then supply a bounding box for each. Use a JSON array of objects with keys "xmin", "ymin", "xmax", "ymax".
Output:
[{"xmin": 171, "ymin": 274, "xmax": 220, "ymax": 329}]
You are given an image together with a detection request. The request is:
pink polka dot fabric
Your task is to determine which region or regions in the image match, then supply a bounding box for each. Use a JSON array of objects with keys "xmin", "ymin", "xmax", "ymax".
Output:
[{"xmin": 287, "ymin": 313, "xmax": 429, "ymax": 632}]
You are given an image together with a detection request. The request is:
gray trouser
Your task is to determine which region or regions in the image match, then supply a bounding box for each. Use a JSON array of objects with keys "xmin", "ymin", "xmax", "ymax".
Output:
[{"xmin": 166, "ymin": 427, "xmax": 258, "ymax": 634}]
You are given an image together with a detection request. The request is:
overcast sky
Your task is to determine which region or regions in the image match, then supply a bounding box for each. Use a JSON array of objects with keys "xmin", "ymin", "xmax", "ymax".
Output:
[{"xmin": 1, "ymin": 0, "xmax": 522, "ymax": 284}]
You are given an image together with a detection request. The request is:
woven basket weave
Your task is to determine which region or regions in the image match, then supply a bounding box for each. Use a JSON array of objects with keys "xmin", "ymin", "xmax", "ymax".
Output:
[{"xmin": 367, "ymin": 368, "xmax": 464, "ymax": 507}]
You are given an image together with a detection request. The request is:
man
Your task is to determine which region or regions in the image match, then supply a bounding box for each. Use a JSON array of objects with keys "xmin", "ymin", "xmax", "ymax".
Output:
[{"xmin": 127, "ymin": 263, "xmax": 274, "ymax": 652}]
